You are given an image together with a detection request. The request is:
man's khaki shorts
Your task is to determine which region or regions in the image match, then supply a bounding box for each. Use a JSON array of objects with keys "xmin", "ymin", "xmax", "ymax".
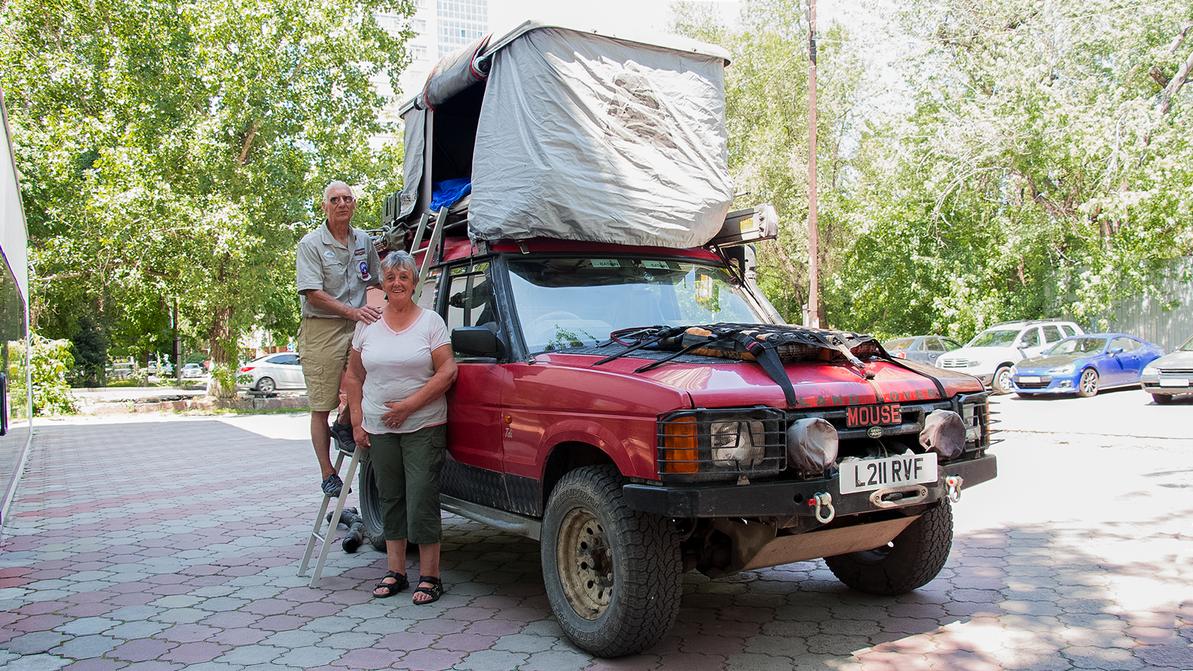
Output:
[{"xmin": 297, "ymin": 317, "xmax": 356, "ymax": 412}]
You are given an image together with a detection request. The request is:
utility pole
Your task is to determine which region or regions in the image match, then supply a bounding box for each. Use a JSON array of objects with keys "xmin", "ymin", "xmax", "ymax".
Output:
[{"xmin": 806, "ymin": 0, "xmax": 820, "ymax": 328}]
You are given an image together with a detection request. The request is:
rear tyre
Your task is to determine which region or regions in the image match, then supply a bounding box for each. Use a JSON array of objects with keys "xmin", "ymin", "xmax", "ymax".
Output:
[
  {"xmin": 1077, "ymin": 369, "xmax": 1099, "ymax": 397},
  {"xmin": 255, "ymin": 377, "xmax": 276, "ymax": 393},
  {"xmin": 357, "ymin": 455, "xmax": 388, "ymax": 551},
  {"xmin": 992, "ymin": 366, "xmax": 1013, "ymax": 395},
  {"xmin": 1151, "ymin": 393, "xmax": 1174, "ymax": 405},
  {"xmin": 541, "ymin": 466, "xmax": 682, "ymax": 658},
  {"xmin": 824, "ymin": 499, "xmax": 953, "ymax": 596}
]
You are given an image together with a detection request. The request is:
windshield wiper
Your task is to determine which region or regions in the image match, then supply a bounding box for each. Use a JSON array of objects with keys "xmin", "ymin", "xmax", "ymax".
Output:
[{"xmin": 591, "ymin": 325, "xmax": 687, "ymax": 366}]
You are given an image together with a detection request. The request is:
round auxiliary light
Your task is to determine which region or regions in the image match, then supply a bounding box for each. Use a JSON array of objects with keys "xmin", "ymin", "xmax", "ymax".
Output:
[
  {"xmin": 920, "ymin": 409, "xmax": 966, "ymax": 458},
  {"xmin": 786, "ymin": 417, "xmax": 839, "ymax": 473}
]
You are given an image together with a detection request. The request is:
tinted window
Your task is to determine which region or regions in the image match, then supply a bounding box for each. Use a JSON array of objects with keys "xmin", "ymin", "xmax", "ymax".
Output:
[
  {"xmin": 925, "ymin": 337, "xmax": 947, "ymax": 352},
  {"xmin": 270, "ymin": 354, "xmax": 299, "ymax": 365},
  {"xmin": 1020, "ymin": 328, "xmax": 1041, "ymax": 348},
  {"xmin": 884, "ymin": 338, "xmax": 914, "ymax": 350},
  {"xmin": 1041, "ymin": 325, "xmax": 1063, "ymax": 343},
  {"xmin": 1110, "ymin": 337, "xmax": 1138, "ymax": 352}
]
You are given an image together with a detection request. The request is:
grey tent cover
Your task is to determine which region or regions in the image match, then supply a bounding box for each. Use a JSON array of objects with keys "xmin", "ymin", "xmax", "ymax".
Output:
[{"xmin": 470, "ymin": 28, "xmax": 734, "ymax": 248}]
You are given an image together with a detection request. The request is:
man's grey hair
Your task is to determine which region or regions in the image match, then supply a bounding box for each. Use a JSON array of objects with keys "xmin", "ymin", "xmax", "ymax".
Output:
[
  {"xmin": 381, "ymin": 251, "xmax": 418, "ymax": 278},
  {"xmin": 322, "ymin": 180, "xmax": 353, "ymax": 203}
]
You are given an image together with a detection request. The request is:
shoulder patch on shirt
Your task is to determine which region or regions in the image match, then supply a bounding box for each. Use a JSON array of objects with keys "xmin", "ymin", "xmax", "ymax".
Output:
[
  {"xmin": 353, "ymin": 247, "xmax": 367, "ymax": 256},
  {"xmin": 324, "ymin": 250, "xmax": 336, "ymax": 259}
]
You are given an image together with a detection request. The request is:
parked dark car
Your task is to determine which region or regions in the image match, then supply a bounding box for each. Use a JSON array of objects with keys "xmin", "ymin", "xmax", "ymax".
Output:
[
  {"xmin": 1141, "ymin": 333, "xmax": 1193, "ymax": 404},
  {"xmin": 1010, "ymin": 333, "xmax": 1163, "ymax": 398},
  {"xmin": 883, "ymin": 336, "xmax": 964, "ymax": 364}
]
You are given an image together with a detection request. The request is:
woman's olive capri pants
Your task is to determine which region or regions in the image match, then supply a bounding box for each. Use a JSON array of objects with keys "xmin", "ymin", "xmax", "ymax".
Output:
[{"xmin": 366, "ymin": 424, "xmax": 446, "ymax": 544}]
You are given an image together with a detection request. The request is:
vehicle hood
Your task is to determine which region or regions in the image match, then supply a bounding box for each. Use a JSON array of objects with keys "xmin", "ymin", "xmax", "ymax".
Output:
[
  {"xmin": 1152, "ymin": 350, "xmax": 1193, "ymax": 370},
  {"xmin": 1017, "ymin": 354, "xmax": 1085, "ymax": 371},
  {"xmin": 537, "ymin": 353, "xmax": 983, "ymax": 408}
]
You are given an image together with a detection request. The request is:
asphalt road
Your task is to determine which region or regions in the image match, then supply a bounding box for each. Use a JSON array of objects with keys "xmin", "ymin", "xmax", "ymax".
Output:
[{"xmin": 1, "ymin": 388, "xmax": 1190, "ymax": 670}]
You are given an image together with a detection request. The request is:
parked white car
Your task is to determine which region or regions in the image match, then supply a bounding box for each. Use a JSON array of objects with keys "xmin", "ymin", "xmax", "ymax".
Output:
[
  {"xmin": 180, "ymin": 363, "xmax": 206, "ymax": 379},
  {"xmin": 937, "ymin": 320, "xmax": 1084, "ymax": 394},
  {"xmin": 238, "ymin": 353, "xmax": 306, "ymax": 393}
]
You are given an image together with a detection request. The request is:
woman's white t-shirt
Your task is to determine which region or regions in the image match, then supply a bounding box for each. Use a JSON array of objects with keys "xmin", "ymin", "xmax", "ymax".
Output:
[{"xmin": 351, "ymin": 308, "xmax": 451, "ymax": 435}]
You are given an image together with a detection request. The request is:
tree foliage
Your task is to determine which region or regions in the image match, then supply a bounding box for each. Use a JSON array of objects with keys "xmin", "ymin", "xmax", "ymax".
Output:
[
  {"xmin": 0, "ymin": 0, "xmax": 414, "ymax": 380},
  {"xmin": 679, "ymin": 0, "xmax": 1193, "ymax": 340}
]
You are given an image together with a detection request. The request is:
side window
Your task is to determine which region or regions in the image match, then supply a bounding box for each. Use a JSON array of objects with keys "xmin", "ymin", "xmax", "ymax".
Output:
[
  {"xmin": 417, "ymin": 270, "xmax": 441, "ymax": 310},
  {"xmin": 1061, "ymin": 324, "xmax": 1078, "ymax": 337},
  {"xmin": 925, "ymin": 337, "xmax": 945, "ymax": 352},
  {"xmin": 273, "ymin": 354, "xmax": 299, "ymax": 366},
  {"xmin": 446, "ymin": 262, "xmax": 493, "ymax": 331},
  {"xmin": 1041, "ymin": 325, "xmax": 1063, "ymax": 343},
  {"xmin": 1020, "ymin": 328, "xmax": 1041, "ymax": 348},
  {"xmin": 1110, "ymin": 337, "xmax": 1135, "ymax": 352}
]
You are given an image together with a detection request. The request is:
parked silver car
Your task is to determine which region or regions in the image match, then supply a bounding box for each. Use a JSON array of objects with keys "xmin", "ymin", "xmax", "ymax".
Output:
[
  {"xmin": 1140, "ymin": 334, "xmax": 1193, "ymax": 404},
  {"xmin": 882, "ymin": 335, "xmax": 963, "ymax": 364},
  {"xmin": 238, "ymin": 353, "xmax": 306, "ymax": 393}
]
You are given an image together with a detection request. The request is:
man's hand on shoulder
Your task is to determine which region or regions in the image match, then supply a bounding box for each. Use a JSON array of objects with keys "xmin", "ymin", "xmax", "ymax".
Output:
[{"xmin": 352, "ymin": 306, "xmax": 383, "ymax": 324}]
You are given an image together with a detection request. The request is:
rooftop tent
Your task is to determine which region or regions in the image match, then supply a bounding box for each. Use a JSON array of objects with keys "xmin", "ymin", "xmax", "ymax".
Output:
[{"xmin": 392, "ymin": 21, "xmax": 734, "ymax": 249}]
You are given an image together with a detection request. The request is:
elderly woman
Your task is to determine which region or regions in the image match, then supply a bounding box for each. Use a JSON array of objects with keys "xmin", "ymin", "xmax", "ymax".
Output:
[{"xmin": 344, "ymin": 251, "xmax": 457, "ymax": 604}]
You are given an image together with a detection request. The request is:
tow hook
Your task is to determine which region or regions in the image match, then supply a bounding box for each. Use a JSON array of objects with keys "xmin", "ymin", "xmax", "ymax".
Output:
[
  {"xmin": 807, "ymin": 492, "xmax": 835, "ymax": 524},
  {"xmin": 945, "ymin": 475, "xmax": 964, "ymax": 502}
]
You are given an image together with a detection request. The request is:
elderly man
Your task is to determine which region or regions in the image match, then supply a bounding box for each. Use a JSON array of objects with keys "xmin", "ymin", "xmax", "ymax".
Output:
[{"xmin": 296, "ymin": 180, "xmax": 382, "ymax": 497}]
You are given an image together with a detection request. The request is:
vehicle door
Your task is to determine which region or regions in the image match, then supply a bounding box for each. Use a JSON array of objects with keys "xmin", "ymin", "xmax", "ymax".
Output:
[
  {"xmin": 1018, "ymin": 327, "xmax": 1045, "ymax": 358},
  {"xmin": 272, "ymin": 353, "xmax": 303, "ymax": 388},
  {"xmin": 1107, "ymin": 336, "xmax": 1139, "ymax": 384},
  {"xmin": 440, "ymin": 262, "xmax": 513, "ymax": 508}
]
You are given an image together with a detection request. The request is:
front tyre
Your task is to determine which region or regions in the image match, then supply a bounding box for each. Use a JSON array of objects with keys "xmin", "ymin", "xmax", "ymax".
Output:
[
  {"xmin": 1077, "ymin": 369, "xmax": 1099, "ymax": 397},
  {"xmin": 256, "ymin": 377, "xmax": 276, "ymax": 393},
  {"xmin": 541, "ymin": 466, "xmax": 682, "ymax": 658},
  {"xmin": 991, "ymin": 366, "xmax": 1013, "ymax": 394},
  {"xmin": 1151, "ymin": 393, "xmax": 1174, "ymax": 405},
  {"xmin": 824, "ymin": 499, "xmax": 953, "ymax": 596}
]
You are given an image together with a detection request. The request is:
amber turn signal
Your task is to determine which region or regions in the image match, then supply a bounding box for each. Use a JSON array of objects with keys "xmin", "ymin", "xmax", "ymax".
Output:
[{"xmin": 661, "ymin": 416, "xmax": 699, "ymax": 474}]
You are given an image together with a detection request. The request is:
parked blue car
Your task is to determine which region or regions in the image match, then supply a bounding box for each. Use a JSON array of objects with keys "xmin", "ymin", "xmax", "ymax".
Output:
[{"xmin": 1010, "ymin": 333, "xmax": 1163, "ymax": 398}]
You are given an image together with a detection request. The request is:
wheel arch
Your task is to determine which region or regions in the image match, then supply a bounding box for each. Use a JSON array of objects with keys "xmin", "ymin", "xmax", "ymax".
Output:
[{"xmin": 541, "ymin": 441, "xmax": 618, "ymax": 511}]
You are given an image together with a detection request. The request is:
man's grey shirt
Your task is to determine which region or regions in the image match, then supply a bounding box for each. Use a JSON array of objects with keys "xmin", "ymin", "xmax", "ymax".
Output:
[{"xmin": 296, "ymin": 223, "xmax": 381, "ymax": 318}]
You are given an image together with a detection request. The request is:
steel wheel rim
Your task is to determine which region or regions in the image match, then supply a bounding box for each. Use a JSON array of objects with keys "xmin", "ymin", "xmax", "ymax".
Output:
[
  {"xmin": 1080, "ymin": 371, "xmax": 1097, "ymax": 395},
  {"xmin": 556, "ymin": 506, "xmax": 613, "ymax": 620}
]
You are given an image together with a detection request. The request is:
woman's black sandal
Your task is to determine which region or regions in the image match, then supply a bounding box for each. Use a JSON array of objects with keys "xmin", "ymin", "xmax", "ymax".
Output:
[
  {"xmin": 412, "ymin": 576, "xmax": 443, "ymax": 605},
  {"xmin": 372, "ymin": 571, "xmax": 408, "ymax": 598}
]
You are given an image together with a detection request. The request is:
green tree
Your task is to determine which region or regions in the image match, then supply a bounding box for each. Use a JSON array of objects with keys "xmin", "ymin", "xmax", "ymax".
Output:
[{"xmin": 1, "ymin": 0, "xmax": 413, "ymax": 392}]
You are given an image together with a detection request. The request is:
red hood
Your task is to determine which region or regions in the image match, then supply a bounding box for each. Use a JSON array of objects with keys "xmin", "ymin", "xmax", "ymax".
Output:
[{"xmin": 536, "ymin": 354, "xmax": 983, "ymax": 409}]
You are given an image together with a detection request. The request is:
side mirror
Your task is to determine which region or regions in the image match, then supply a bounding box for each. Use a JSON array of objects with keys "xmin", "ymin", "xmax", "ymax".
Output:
[
  {"xmin": 1110, "ymin": 347, "xmax": 1124, "ymax": 355},
  {"xmin": 452, "ymin": 326, "xmax": 503, "ymax": 359}
]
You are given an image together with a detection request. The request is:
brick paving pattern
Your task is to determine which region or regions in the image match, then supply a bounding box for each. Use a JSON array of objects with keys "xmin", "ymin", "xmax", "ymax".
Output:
[{"xmin": 1, "ymin": 414, "xmax": 1189, "ymax": 670}]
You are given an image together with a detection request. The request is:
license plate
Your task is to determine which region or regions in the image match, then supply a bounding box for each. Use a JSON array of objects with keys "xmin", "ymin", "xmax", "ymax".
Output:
[
  {"xmin": 839, "ymin": 453, "xmax": 938, "ymax": 494},
  {"xmin": 1159, "ymin": 378, "xmax": 1189, "ymax": 387},
  {"xmin": 845, "ymin": 404, "xmax": 902, "ymax": 428},
  {"xmin": 1017, "ymin": 376, "xmax": 1041, "ymax": 383}
]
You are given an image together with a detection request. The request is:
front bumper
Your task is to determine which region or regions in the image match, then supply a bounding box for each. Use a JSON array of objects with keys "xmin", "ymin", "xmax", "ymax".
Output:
[
  {"xmin": 1012, "ymin": 372, "xmax": 1080, "ymax": 394},
  {"xmin": 623, "ymin": 453, "xmax": 996, "ymax": 518}
]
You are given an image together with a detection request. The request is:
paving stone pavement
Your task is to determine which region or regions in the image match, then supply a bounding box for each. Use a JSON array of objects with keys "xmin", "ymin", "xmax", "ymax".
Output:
[{"xmin": 1, "ymin": 412, "xmax": 1190, "ymax": 670}]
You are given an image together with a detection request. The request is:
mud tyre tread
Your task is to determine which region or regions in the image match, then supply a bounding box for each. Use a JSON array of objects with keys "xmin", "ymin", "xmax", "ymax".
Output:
[
  {"xmin": 824, "ymin": 500, "xmax": 953, "ymax": 596},
  {"xmin": 357, "ymin": 455, "xmax": 388, "ymax": 552},
  {"xmin": 541, "ymin": 465, "xmax": 681, "ymax": 658}
]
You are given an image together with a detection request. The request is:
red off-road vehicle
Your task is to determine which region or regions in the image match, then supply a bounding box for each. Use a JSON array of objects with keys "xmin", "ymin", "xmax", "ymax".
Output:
[{"xmin": 353, "ymin": 21, "xmax": 997, "ymax": 657}]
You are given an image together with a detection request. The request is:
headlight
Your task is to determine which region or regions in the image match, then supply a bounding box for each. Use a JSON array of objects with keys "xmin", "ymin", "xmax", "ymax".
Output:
[
  {"xmin": 710, "ymin": 420, "xmax": 766, "ymax": 468},
  {"xmin": 1142, "ymin": 366, "xmax": 1159, "ymax": 377},
  {"xmin": 658, "ymin": 409, "xmax": 786, "ymax": 481},
  {"xmin": 1049, "ymin": 364, "xmax": 1075, "ymax": 374},
  {"xmin": 1009, "ymin": 365, "xmax": 1018, "ymax": 375}
]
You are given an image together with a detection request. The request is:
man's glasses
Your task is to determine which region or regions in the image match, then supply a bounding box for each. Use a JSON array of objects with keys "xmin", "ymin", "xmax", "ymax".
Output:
[{"xmin": 328, "ymin": 196, "xmax": 355, "ymax": 205}]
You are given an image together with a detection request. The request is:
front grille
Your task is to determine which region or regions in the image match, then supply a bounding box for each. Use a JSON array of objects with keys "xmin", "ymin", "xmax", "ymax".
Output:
[
  {"xmin": 939, "ymin": 358, "xmax": 974, "ymax": 368},
  {"xmin": 789, "ymin": 401, "xmax": 951, "ymax": 441},
  {"xmin": 1015, "ymin": 377, "xmax": 1052, "ymax": 389},
  {"xmin": 1159, "ymin": 369, "xmax": 1193, "ymax": 375}
]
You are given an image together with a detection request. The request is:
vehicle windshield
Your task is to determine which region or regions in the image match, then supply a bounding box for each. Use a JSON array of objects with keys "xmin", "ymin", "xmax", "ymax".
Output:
[
  {"xmin": 884, "ymin": 338, "xmax": 914, "ymax": 350},
  {"xmin": 506, "ymin": 257, "xmax": 767, "ymax": 354},
  {"xmin": 967, "ymin": 329, "xmax": 1020, "ymax": 348},
  {"xmin": 1045, "ymin": 337, "xmax": 1108, "ymax": 356}
]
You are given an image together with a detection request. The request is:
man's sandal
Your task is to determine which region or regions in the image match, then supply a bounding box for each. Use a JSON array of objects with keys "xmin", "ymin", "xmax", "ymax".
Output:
[
  {"xmin": 372, "ymin": 571, "xmax": 408, "ymax": 598},
  {"xmin": 412, "ymin": 576, "xmax": 444, "ymax": 605}
]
